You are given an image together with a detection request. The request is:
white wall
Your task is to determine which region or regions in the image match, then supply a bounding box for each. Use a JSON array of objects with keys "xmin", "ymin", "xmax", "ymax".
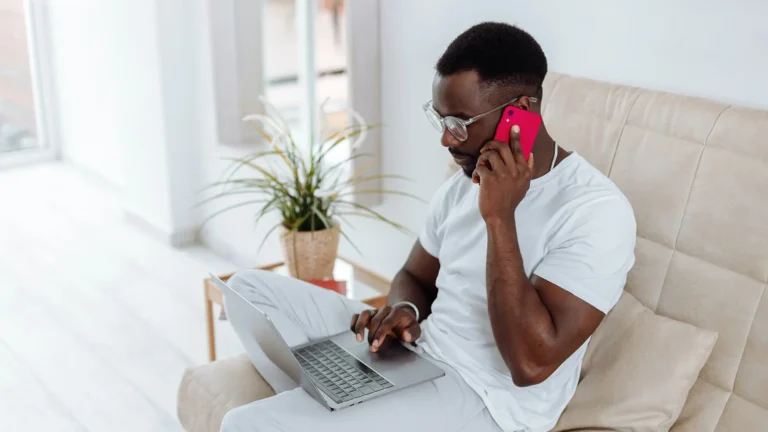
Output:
[
  {"xmin": 48, "ymin": 0, "xmax": 206, "ymax": 240},
  {"xmin": 47, "ymin": 1, "xmax": 127, "ymax": 187},
  {"xmin": 334, "ymin": 0, "xmax": 768, "ymax": 277},
  {"xmin": 153, "ymin": 0, "xmax": 208, "ymax": 241}
]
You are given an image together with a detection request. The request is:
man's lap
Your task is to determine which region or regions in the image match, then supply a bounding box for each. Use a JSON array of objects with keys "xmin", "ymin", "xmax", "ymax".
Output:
[
  {"xmin": 227, "ymin": 269, "xmax": 369, "ymax": 347},
  {"xmin": 223, "ymin": 269, "xmax": 500, "ymax": 432},
  {"xmin": 220, "ymin": 354, "xmax": 499, "ymax": 432}
]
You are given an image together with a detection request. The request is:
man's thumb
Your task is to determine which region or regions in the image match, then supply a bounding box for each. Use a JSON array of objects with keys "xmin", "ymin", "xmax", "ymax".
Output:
[{"xmin": 401, "ymin": 322, "xmax": 421, "ymax": 342}]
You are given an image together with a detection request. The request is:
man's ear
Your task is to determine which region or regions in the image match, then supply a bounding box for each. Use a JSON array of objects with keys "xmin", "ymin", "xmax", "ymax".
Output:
[
  {"xmin": 517, "ymin": 96, "xmax": 533, "ymax": 111},
  {"xmin": 519, "ymin": 86, "xmax": 543, "ymax": 113}
]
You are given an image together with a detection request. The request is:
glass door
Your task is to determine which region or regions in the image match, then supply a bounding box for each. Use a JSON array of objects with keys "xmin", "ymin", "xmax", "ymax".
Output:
[
  {"xmin": 261, "ymin": 0, "xmax": 356, "ymax": 180},
  {"xmin": 0, "ymin": 0, "xmax": 56, "ymax": 166},
  {"xmin": 262, "ymin": 0, "xmax": 350, "ymax": 136}
]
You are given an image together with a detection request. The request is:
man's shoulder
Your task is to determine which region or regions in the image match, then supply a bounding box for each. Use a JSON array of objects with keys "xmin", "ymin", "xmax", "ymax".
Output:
[
  {"xmin": 559, "ymin": 154, "xmax": 632, "ymax": 209},
  {"xmin": 562, "ymin": 153, "xmax": 618, "ymax": 190},
  {"xmin": 552, "ymin": 154, "xmax": 636, "ymax": 235}
]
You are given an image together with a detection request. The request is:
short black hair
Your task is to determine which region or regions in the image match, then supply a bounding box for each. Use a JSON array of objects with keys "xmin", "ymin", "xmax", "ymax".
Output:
[{"xmin": 436, "ymin": 22, "xmax": 547, "ymax": 93}]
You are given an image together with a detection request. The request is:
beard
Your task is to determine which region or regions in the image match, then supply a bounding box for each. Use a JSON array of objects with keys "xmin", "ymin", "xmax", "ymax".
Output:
[
  {"xmin": 449, "ymin": 149, "xmax": 478, "ymax": 178},
  {"xmin": 460, "ymin": 163, "xmax": 475, "ymax": 178}
]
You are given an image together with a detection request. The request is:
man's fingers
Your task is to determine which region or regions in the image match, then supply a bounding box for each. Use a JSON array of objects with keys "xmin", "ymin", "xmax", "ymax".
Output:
[
  {"xmin": 371, "ymin": 315, "xmax": 397, "ymax": 352},
  {"xmin": 353, "ymin": 309, "xmax": 375, "ymax": 341},
  {"xmin": 367, "ymin": 306, "xmax": 391, "ymax": 345},
  {"xmin": 480, "ymin": 140, "xmax": 513, "ymax": 165},
  {"xmin": 509, "ymin": 125, "xmax": 528, "ymax": 168},
  {"xmin": 472, "ymin": 153, "xmax": 491, "ymax": 184},
  {"xmin": 482, "ymin": 146, "xmax": 517, "ymax": 176},
  {"xmin": 397, "ymin": 321, "xmax": 421, "ymax": 343},
  {"xmin": 373, "ymin": 335, "xmax": 396, "ymax": 353},
  {"xmin": 528, "ymin": 152, "xmax": 535, "ymax": 172},
  {"xmin": 473, "ymin": 164, "xmax": 491, "ymax": 185},
  {"xmin": 509, "ymin": 124, "xmax": 522, "ymax": 151},
  {"xmin": 477, "ymin": 150, "xmax": 503, "ymax": 172},
  {"xmin": 472, "ymin": 168, "xmax": 480, "ymax": 184}
]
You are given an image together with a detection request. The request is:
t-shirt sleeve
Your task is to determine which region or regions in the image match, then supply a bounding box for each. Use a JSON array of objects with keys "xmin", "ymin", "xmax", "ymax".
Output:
[{"xmin": 533, "ymin": 197, "xmax": 637, "ymax": 314}]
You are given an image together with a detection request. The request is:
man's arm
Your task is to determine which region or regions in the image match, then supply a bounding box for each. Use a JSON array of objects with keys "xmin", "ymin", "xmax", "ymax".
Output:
[
  {"xmin": 473, "ymin": 128, "xmax": 611, "ymax": 387},
  {"xmin": 351, "ymin": 240, "xmax": 439, "ymax": 352},
  {"xmin": 485, "ymin": 219, "xmax": 604, "ymax": 387},
  {"xmin": 387, "ymin": 240, "xmax": 440, "ymax": 320}
]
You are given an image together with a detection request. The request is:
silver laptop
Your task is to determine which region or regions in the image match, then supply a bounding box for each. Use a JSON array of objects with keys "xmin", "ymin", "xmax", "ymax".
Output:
[{"xmin": 212, "ymin": 275, "xmax": 445, "ymax": 411}]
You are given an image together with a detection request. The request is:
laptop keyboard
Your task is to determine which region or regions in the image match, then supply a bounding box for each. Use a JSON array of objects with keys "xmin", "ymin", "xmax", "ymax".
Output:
[{"xmin": 294, "ymin": 340, "xmax": 393, "ymax": 403}]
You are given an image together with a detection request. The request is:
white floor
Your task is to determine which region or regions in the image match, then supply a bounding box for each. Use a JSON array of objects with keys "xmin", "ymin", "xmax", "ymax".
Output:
[{"xmin": 0, "ymin": 163, "xmax": 247, "ymax": 431}]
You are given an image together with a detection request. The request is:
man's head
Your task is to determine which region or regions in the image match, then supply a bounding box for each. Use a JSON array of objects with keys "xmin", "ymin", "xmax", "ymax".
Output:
[{"xmin": 429, "ymin": 22, "xmax": 547, "ymax": 177}]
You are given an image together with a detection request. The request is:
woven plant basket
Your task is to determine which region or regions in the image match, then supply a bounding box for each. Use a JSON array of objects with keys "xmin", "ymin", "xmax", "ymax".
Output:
[{"xmin": 279, "ymin": 225, "xmax": 340, "ymax": 280}]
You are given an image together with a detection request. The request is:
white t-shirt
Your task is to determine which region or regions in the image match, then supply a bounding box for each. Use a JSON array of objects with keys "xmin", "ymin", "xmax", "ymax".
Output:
[{"xmin": 418, "ymin": 152, "xmax": 636, "ymax": 432}]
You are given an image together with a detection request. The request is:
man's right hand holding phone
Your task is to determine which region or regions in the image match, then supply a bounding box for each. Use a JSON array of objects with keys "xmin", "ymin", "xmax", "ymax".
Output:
[{"xmin": 350, "ymin": 305, "xmax": 421, "ymax": 353}]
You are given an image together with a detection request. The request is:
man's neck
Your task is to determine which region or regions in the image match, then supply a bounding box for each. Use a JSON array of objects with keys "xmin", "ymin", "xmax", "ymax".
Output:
[{"xmin": 530, "ymin": 124, "xmax": 559, "ymax": 179}]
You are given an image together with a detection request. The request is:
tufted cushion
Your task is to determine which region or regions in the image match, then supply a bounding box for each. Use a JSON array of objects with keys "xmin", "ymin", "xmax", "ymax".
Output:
[
  {"xmin": 177, "ymin": 354, "xmax": 275, "ymax": 432},
  {"xmin": 553, "ymin": 292, "xmax": 717, "ymax": 431},
  {"xmin": 541, "ymin": 72, "xmax": 768, "ymax": 431}
]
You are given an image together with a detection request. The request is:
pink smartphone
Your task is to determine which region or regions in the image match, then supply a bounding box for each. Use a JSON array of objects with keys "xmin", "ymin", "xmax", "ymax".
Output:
[{"xmin": 493, "ymin": 105, "xmax": 542, "ymax": 161}]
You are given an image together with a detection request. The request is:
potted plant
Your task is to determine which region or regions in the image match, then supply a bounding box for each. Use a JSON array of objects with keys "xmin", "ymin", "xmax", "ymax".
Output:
[{"xmin": 201, "ymin": 98, "xmax": 419, "ymax": 280}]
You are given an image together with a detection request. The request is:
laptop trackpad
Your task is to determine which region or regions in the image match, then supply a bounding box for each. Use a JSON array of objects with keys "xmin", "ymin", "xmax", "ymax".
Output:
[{"xmin": 329, "ymin": 332, "xmax": 428, "ymax": 383}]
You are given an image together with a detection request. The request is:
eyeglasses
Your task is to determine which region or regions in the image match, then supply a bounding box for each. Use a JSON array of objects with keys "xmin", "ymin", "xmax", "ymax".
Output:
[{"xmin": 422, "ymin": 96, "xmax": 538, "ymax": 142}]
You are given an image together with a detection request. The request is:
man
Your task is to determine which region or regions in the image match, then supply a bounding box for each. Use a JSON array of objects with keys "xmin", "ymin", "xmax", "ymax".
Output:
[{"xmin": 221, "ymin": 22, "xmax": 635, "ymax": 432}]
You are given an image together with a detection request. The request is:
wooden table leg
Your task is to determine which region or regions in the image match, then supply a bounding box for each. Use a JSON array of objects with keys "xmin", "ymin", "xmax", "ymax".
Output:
[{"xmin": 205, "ymin": 294, "xmax": 216, "ymax": 362}]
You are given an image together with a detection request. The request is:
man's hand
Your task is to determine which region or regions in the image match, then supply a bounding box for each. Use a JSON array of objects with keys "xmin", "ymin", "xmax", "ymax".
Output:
[
  {"xmin": 473, "ymin": 125, "xmax": 535, "ymax": 223},
  {"xmin": 350, "ymin": 305, "xmax": 421, "ymax": 353}
]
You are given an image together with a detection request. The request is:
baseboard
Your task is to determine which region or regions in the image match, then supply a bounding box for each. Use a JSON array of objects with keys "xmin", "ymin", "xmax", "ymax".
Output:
[
  {"xmin": 169, "ymin": 228, "xmax": 199, "ymax": 248},
  {"xmin": 123, "ymin": 210, "xmax": 199, "ymax": 248},
  {"xmin": 197, "ymin": 230, "xmax": 256, "ymax": 269}
]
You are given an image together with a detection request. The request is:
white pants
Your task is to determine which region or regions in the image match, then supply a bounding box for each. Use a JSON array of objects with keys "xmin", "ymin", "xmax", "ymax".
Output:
[{"xmin": 221, "ymin": 269, "xmax": 502, "ymax": 432}]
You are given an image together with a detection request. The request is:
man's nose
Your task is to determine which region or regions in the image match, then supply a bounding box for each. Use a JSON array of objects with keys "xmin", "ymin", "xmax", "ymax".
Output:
[{"xmin": 440, "ymin": 129, "xmax": 461, "ymax": 148}]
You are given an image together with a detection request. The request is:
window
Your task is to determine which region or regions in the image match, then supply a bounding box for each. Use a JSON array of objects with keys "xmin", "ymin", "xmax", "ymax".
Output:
[
  {"xmin": 0, "ymin": 0, "xmax": 38, "ymax": 153},
  {"xmin": 209, "ymin": 0, "xmax": 381, "ymax": 203},
  {"xmin": 0, "ymin": 0, "xmax": 57, "ymax": 166}
]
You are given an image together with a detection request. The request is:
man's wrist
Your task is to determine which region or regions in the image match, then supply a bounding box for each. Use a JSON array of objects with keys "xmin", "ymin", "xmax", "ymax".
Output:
[
  {"xmin": 392, "ymin": 301, "xmax": 420, "ymax": 321},
  {"xmin": 485, "ymin": 214, "xmax": 517, "ymax": 236}
]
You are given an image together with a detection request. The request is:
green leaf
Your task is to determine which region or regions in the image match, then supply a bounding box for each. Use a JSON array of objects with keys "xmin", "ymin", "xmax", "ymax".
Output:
[
  {"xmin": 349, "ymin": 173, "xmax": 412, "ymax": 184},
  {"xmin": 336, "ymin": 214, "xmax": 356, "ymax": 230},
  {"xmin": 200, "ymin": 199, "xmax": 272, "ymax": 228},
  {"xmin": 221, "ymin": 151, "xmax": 279, "ymax": 183},
  {"xmin": 316, "ymin": 126, "xmax": 372, "ymax": 163},
  {"xmin": 316, "ymin": 124, "xmax": 363, "ymax": 155},
  {"xmin": 338, "ymin": 227, "xmax": 363, "ymax": 257},
  {"xmin": 194, "ymin": 189, "xmax": 269, "ymax": 208},
  {"xmin": 289, "ymin": 213, "xmax": 312, "ymax": 231},
  {"xmin": 333, "ymin": 200, "xmax": 414, "ymax": 235},
  {"xmin": 333, "ymin": 173, "xmax": 414, "ymax": 191},
  {"xmin": 199, "ymin": 178, "xmax": 272, "ymax": 192},
  {"xmin": 321, "ymin": 152, "xmax": 374, "ymax": 178},
  {"xmin": 337, "ymin": 189, "xmax": 427, "ymax": 203},
  {"xmin": 256, "ymin": 222, "xmax": 284, "ymax": 254},
  {"xmin": 221, "ymin": 157, "xmax": 281, "ymax": 186},
  {"xmin": 227, "ymin": 158, "xmax": 300, "ymax": 206},
  {"xmin": 253, "ymin": 195, "xmax": 281, "ymax": 223},
  {"xmin": 310, "ymin": 203, "xmax": 333, "ymax": 231}
]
